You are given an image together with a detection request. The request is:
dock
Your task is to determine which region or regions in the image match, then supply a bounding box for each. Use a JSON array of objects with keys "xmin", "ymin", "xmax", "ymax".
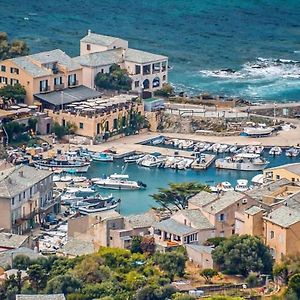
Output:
[{"xmin": 191, "ymin": 154, "xmax": 215, "ymax": 170}]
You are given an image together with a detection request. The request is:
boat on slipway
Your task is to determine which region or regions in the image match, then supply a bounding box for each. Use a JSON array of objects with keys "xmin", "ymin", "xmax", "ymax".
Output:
[
  {"xmin": 93, "ymin": 174, "xmax": 146, "ymax": 190},
  {"xmin": 243, "ymin": 126, "xmax": 273, "ymax": 137},
  {"xmin": 215, "ymin": 153, "xmax": 269, "ymax": 171}
]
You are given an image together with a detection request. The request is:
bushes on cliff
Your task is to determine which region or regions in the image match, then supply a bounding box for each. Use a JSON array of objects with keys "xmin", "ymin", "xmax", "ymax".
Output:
[{"xmin": 0, "ymin": 32, "xmax": 29, "ymax": 59}]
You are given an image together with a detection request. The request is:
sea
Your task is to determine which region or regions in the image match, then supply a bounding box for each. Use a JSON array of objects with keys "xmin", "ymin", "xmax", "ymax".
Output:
[
  {"xmin": 88, "ymin": 151, "xmax": 300, "ymax": 215},
  {"xmin": 1, "ymin": 0, "xmax": 300, "ymax": 102}
]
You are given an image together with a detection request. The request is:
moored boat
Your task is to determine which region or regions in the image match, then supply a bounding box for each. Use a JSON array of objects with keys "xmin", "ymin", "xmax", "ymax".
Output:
[
  {"xmin": 215, "ymin": 153, "xmax": 269, "ymax": 171},
  {"xmin": 235, "ymin": 179, "xmax": 249, "ymax": 192},
  {"xmin": 124, "ymin": 154, "xmax": 145, "ymax": 163},
  {"xmin": 269, "ymin": 146, "xmax": 282, "ymax": 156},
  {"xmin": 91, "ymin": 152, "xmax": 114, "ymax": 162},
  {"xmin": 243, "ymin": 126, "xmax": 273, "ymax": 137}
]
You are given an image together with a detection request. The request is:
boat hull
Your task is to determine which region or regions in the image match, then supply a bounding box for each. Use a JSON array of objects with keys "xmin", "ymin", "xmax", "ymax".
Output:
[
  {"xmin": 215, "ymin": 160, "xmax": 268, "ymax": 171},
  {"xmin": 95, "ymin": 182, "xmax": 140, "ymax": 190},
  {"xmin": 34, "ymin": 162, "xmax": 90, "ymax": 173}
]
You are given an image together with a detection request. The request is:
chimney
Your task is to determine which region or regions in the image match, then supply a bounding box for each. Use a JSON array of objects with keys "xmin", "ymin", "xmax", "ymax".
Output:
[{"xmin": 87, "ymin": 29, "xmax": 91, "ymax": 36}]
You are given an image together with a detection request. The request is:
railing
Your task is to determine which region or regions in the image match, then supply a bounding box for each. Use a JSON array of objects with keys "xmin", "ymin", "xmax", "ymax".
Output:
[
  {"xmin": 68, "ymin": 80, "xmax": 79, "ymax": 87},
  {"xmin": 40, "ymin": 86, "xmax": 50, "ymax": 93},
  {"xmin": 54, "ymin": 83, "xmax": 65, "ymax": 91}
]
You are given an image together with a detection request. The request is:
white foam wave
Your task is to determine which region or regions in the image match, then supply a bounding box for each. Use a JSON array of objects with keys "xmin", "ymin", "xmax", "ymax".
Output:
[{"xmin": 200, "ymin": 57, "xmax": 300, "ymax": 80}]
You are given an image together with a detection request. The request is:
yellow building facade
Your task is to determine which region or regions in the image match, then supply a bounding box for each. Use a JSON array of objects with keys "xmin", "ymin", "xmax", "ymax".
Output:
[{"xmin": 264, "ymin": 163, "xmax": 300, "ymax": 182}]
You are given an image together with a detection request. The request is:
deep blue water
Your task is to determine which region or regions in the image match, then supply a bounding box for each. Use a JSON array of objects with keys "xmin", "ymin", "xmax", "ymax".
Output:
[
  {"xmin": 87, "ymin": 152, "xmax": 300, "ymax": 215},
  {"xmin": 2, "ymin": 0, "xmax": 300, "ymax": 101}
]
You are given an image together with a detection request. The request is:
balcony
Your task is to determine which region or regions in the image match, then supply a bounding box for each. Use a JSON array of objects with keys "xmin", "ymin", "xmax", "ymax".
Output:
[
  {"xmin": 21, "ymin": 209, "xmax": 37, "ymax": 220},
  {"xmin": 54, "ymin": 83, "xmax": 65, "ymax": 91},
  {"xmin": 40, "ymin": 86, "xmax": 50, "ymax": 93},
  {"xmin": 68, "ymin": 80, "xmax": 79, "ymax": 87}
]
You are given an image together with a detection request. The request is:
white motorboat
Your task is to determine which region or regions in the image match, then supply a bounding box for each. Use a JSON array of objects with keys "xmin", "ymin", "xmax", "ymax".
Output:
[
  {"xmin": 244, "ymin": 126, "xmax": 273, "ymax": 137},
  {"xmin": 219, "ymin": 181, "xmax": 234, "ymax": 192},
  {"xmin": 65, "ymin": 186, "xmax": 95, "ymax": 194},
  {"xmin": 124, "ymin": 154, "xmax": 145, "ymax": 163},
  {"xmin": 94, "ymin": 173, "xmax": 146, "ymax": 190},
  {"xmin": 61, "ymin": 192, "xmax": 83, "ymax": 205},
  {"xmin": 251, "ymin": 174, "xmax": 264, "ymax": 186},
  {"xmin": 151, "ymin": 136, "xmax": 165, "ymax": 145},
  {"xmin": 138, "ymin": 154, "xmax": 165, "ymax": 168},
  {"xmin": 215, "ymin": 153, "xmax": 269, "ymax": 171},
  {"xmin": 286, "ymin": 147, "xmax": 300, "ymax": 157},
  {"xmin": 229, "ymin": 145, "xmax": 238, "ymax": 153},
  {"xmin": 235, "ymin": 179, "xmax": 249, "ymax": 192},
  {"xmin": 60, "ymin": 175, "xmax": 73, "ymax": 182},
  {"xmin": 269, "ymin": 146, "xmax": 282, "ymax": 156}
]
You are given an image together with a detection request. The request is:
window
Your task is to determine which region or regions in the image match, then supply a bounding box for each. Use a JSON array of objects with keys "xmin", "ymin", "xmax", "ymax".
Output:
[
  {"xmin": 79, "ymin": 122, "xmax": 84, "ymax": 129},
  {"xmin": 113, "ymin": 118, "xmax": 118, "ymax": 130},
  {"xmin": 1, "ymin": 65, "xmax": 6, "ymax": 72},
  {"xmin": 68, "ymin": 74, "xmax": 77, "ymax": 86},
  {"xmin": 10, "ymin": 79, "xmax": 19, "ymax": 85},
  {"xmin": 19, "ymin": 194, "xmax": 21, "ymax": 202},
  {"xmin": 134, "ymin": 80, "xmax": 140, "ymax": 88},
  {"xmin": 0, "ymin": 76, "xmax": 7, "ymax": 84},
  {"xmin": 270, "ymin": 230, "xmax": 275, "ymax": 239},
  {"xmin": 163, "ymin": 75, "xmax": 166, "ymax": 81},
  {"xmin": 54, "ymin": 77, "xmax": 62, "ymax": 85},
  {"xmin": 11, "ymin": 198, "xmax": 14, "ymax": 205},
  {"xmin": 10, "ymin": 67, "xmax": 19, "ymax": 74},
  {"xmin": 276, "ymin": 175, "xmax": 280, "ymax": 180},
  {"xmin": 39, "ymin": 79, "xmax": 48, "ymax": 92},
  {"xmin": 219, "ymin": 213, "xmax": 225, "ymax": 221},
  {"xmin": 292, "ymin": 178, "xmax": 295, "ymax": 182},
  {"xmin": 242, "ymin": 198, "xmax": 248, "ymax": 204},
  {"xmin": 101, "ymin": 69, "xmax": 104, "ymax": 73},
  {"xmin": 135, "ymin": 65, "xmax": 141, "ymax": 74},
  {"xmin": 23, "ymin": 191, "xmax": 26, "ymax": 199},
  {"xmin": 87, "ymin": 44, "xmax": 91, "ymax": 51},
  {"xmin": 30, "ymin": 187, "xmax": 33, "ymax": 197},
  {"xmin": 143, "ymin": 65, "xmax": 151, "ymax": 75}
]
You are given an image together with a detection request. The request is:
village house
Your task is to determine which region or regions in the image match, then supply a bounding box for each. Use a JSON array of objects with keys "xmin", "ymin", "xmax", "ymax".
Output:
[
  {"xmin": 0, "ymin": 165, "xmax": 58, "ymax": 234},
  {"xmin": 188, "ymin": 190, "xmax": 256, "ymax": 237},
  {"xmin": 263, "ymin": 206, "xmax": 300, "ymax": 262},
  {"xmin": 0, "ymin": 49, "xmax": 83, "ymax": 105},
  {"xmin": 0, "ymin": 232, "xmax": 32, "ymax": 251},
  {"xmin": 264, "ymin": 163, "xmax": 300, "ymax": 182},
  {"xmin": 74, "ymin": 31, "xmax": 168, "ymax": 97}
]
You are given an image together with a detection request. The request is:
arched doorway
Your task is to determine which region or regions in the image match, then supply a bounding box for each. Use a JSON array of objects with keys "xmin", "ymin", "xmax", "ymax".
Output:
[
  {"xmin": 153, "ymin": 77, "xmax": 160, "ymax": 88},
  {"xmin": 143, "ymin": 79, "xmax": 150, "ymax": 90}
]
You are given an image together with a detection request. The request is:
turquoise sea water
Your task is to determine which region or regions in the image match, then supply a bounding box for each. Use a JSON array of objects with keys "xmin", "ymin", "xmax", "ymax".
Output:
[
  {"xmin": 87, "ymin": 152, "xmax": 300, "ymax": 215},
  {"xmin": 2, "ymin": 0, "xmax": 300, "ymax": 101}
]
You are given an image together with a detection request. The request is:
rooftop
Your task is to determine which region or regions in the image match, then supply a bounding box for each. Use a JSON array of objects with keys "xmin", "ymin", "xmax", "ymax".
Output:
[
  {"xmin": 188, "ymin": 191, "xmax": 216, "ymax": 208},
  {"xmin": 0, "ymin": 233, "xmax": 29, "ymax": 249},
  {"xmin": 185, "ymin": 244, "xmax": 214, "ymax": 254},
  {"xmin": 174, "ymin": 209, "xmax": 214, "ymax": 230},
  {"xmin": 245, "ymin": 205, "xmax": 265, "ymax": 216},
  {"xmin": 34, "ymin": 85, "xmax": 102, "ymax": 107},
  {"xmin": 0, "ymin": 165, "xmax": 51, "ymax": 198},
  {"xmin": 245, "ymin": 178, "xmax": 292, "ymax": 202},
  {"xmin": 58, "ymin": 239, "xmax": 94, "ymax": 257},
  {"xmin": 265, "ymin": 163, "xmax": 300, "ymax": 176},
  {"xmin": 264, "ymin": 206, "xmax": 300, "ymax": 228},
  {"xmin": 284, "ymin": 190, "xmax": 300, "ymax": 211},
  {"xmin": 16, "ymin": 295, "xmax": 65, "ymax": 300},
  {"xmin": 11, "ymin": 49, "xmax": 81, "ymax": 78},
  {"xmin": 73, "ymin": 48, "xmax": 122, "ymax": 67},
  {"xmin": 0, "ymin": 247, "xmax": 42, "ymax": 268},
  {"xmin": 153, "ymin": 218, "xmax": 198, "ymax": 236},
  {"xmin": 125, "ymin": 48, "xmax": 167, "ymax": 64},
  {"xmin": 125, "ymin": 212, "xmax": 156, "ymax": 229},
  {"xmin": 203, "ymin": 190, "xmax": 245, "ymax": 214},
  {"xmin": 81, "ymin": 32, "xmax": 125, "ymax": 46}
]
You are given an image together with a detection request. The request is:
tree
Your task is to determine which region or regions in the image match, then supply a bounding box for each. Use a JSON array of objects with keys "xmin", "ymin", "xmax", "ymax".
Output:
[
  {"xmin": 12, "ymin": 255, "xmax": 31, "ymax": 270},
  {"xmin": 131, "ymin": 236, "xmax": 142, "ymax": 254},
  {"xmin": 45, "ymin": 274, "xmax": 82, "ymax": 295},
  {"xmin": 135, "ymin": 284, "xmax": 176, "ymax": 300},
  {"xmin": 140, "ymin": 236, "xmax": 156, "ymax": 255},
  {"xmin": 151, "ymin": 182, "xmax": 210, "ymax": 211},
  {"xmin": 200, "ymin": 268, "xmax": 218, "ymax": 284},
  {"xmin": 204, "ymin": 237, "xmax": 227, "ymax": 247},
  {"xmin": 212, "ymin": 235, "xmax": 273, "ymax": 276},
  {"xmin": 287, "ymin": 273, "xmax": 300, "ymax": 298},
  {"xmin": 154, "ymin": 83, "xmax": 174, "ymax": 97},
  {"xmin": 153, "ymin": 248, "xmax": 187, "ymax": 280},
  {"xmin": 27, "ymin": 118, "xmax": 38, "ymax": 132},
  {"xmin": 95, "ymin": 64, "xmax": 132, "ymax": 91},
  {"xmin": 0, "ymin": 32, "xmax": 29, "ymax": 60},
  {"xmin": 52, "ymin": 122, "xmax": 68, "ymax": 139},
  {"xmin": 245, "ymin": 272, "xmax": 260, "ymax": 288},
  {"xmin": 0, "ymin": 84, "xmax": 26, "ymax": 103},
  {"xmin": 27, "ymin": 264, "xmax": 47, "ymax": 293}
]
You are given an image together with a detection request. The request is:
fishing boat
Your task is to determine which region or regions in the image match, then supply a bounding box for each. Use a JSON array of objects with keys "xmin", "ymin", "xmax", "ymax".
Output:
[
  {"xmin": 243, "ymin": 126, "xmax": 273, "ymax": 137},
  {"xmin": 74, "ymin": 195, "xmax": 121, "ymax": 215},
  {"xmin": 65, "ymin": 186, "xmax": 95, "ymax": 194},
  {"xmin": 94, "ymin": 174, "xmax": 146, "ymax": 190},
  {"xmin": 286, "ymin": 147, "xmax": 300, "ymax": 157},
  {"xmin": 235, "ymin": 179, "xmax": 249, "ymax": 192},
  {"xmin": 269, "ymin": 146, "xmax": 282, "ymax": 156},
  {"xmin": 215, "ymin": 153, "xmax": 269, "ymax": 171},
  {"xmin": 124, "ymin": 154, "xmax": 145, "ymax": 163},
  {"xmin": 91, "ymin": 152, "xmax": 114, "ymax": 162},
  {"xmin": 61, "ymin": 192, "xmax": 83, "ymax": 205},
  {"xmin": 34, "ymin": 157, "xmax": 90, "ymax": 173}
]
